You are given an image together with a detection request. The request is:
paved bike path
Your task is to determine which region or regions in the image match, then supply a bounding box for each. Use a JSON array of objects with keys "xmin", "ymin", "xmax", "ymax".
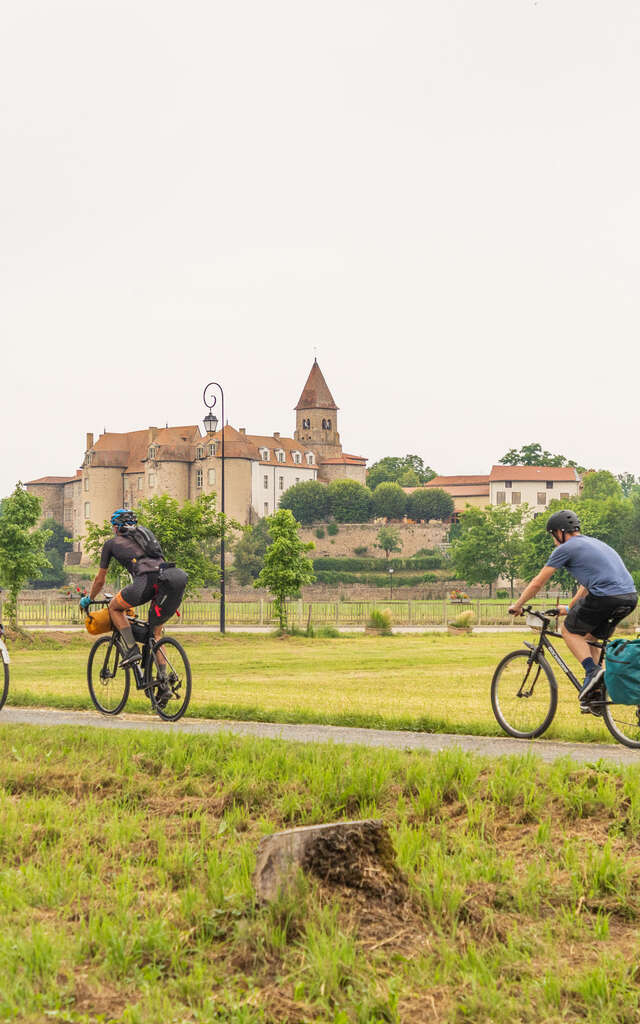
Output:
[{"xmin": 2, "ymin": 707, "xmax": 640, "ymax": 765}]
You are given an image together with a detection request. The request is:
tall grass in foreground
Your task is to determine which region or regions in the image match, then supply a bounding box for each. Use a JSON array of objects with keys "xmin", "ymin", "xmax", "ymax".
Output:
[{"xmin": 2, "ymin": 726, "xmax": 640, "ymax": 1022}]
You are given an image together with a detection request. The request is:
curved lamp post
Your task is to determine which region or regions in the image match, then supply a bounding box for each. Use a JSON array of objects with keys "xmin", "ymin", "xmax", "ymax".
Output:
[{"xmin": 203, "ymin": 382, "xmax": 226, "ymax": 634}]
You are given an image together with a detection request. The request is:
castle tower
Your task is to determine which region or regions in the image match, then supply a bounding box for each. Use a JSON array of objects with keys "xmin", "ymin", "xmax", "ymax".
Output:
[{"xmin": 293, "ymin": 359, "xmax": 342, "ymax": 459}]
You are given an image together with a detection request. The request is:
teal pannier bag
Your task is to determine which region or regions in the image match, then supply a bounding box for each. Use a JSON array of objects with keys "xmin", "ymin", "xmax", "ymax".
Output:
[{"xmin": 605, "ymin": 638, "xmax": 640, "ymax": 704}]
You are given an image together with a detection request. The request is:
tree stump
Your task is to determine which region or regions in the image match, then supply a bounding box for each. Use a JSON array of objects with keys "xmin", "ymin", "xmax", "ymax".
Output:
[{"xmin": 253, "ymin": 819, "xmax": 407, "ymax": 903}]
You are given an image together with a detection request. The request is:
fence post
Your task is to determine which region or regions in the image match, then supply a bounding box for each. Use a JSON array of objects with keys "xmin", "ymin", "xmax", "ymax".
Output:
[
  {"xmin": 259, "ymin": 599, "xmax": 264, "ymax": 626},
  {"xmin": 45, "ymin": 594, "xmax": 50, "ymax": 627},
  {"xmin": 443, "ymin": 599, "xmax": 448, "ymax": 626},
  {"xmin": 476, "ymin": 599, "xmax": 481, "ymax": 626}
]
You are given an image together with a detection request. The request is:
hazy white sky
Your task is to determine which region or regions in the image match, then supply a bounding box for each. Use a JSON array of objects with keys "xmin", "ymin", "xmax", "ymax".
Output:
[{"xmin": 2, "ymin": 0, "xmax": 640, "ymax": 498}]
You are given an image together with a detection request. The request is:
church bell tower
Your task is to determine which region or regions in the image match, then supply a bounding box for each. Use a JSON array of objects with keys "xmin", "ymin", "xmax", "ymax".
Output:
[{"xmin": 293, "ymin": 359, "xmax": 342, "ymax": 459}]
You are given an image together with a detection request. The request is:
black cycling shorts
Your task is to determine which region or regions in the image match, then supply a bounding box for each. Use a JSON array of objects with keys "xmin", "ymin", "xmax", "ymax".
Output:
[
  {"xmin": 118, "ymin": 572, "xmax": 158, "ymax": 610},
  {"xmin": 564, "ymin": 592, "xmax": 637, "ymax": 639}
]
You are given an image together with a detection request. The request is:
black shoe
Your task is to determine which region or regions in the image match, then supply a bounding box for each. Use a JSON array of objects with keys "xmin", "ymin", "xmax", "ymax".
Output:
[
  {"xmin": 579, "ymin": 665, "xmax": 604, "ymax": 700},
  {"xmin": 154, "ymin": 682, "xmax": 172, "ymax": 709},
  {"xmin": 579, "ymin": 681, "xmax": 605, "ymax": 717},
  {"xmin": 120, "ymin": 644, "xmax": 141, "ymax": 667}
]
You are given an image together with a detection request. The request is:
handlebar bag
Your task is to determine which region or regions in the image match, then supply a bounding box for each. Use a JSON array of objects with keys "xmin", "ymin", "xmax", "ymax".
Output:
[
  {"xmin": 605, "ymin": 638, "xmax": 640, "ymax": 704},
  {"xmin": 85, "ymin": 608, "xmax": 113, "ymax": 636}
]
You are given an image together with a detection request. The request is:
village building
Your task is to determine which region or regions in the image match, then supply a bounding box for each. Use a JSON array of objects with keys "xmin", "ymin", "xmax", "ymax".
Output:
[
  {"xmin": 26, "ymin": 361, "xmax": 366, "ymax": 561},
  {"xmin": 408, "ymin": 465, "xmax": 580, "ymax": 519}
]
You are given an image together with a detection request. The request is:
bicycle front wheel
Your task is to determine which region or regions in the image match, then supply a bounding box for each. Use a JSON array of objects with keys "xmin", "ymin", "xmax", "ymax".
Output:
[
  {"xmin": 0, "ymin": 659, "xmax": 8, "ymax": 712},
  {"xmin": 602, "ymin": 695, "xmax": 640, "ymax": 749},
  {"xmin": 87, "ymin": 635, "xmax": 130, "ymax": 715},
  {"xmin": 145, "ymin": 636, "xmax": 191, "ymax": 722},
  {"xmin": 491, "ymin": 649, "xmax": 558, "ymax": 739}
]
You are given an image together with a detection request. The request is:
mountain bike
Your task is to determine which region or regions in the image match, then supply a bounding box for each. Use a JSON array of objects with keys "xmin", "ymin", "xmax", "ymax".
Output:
[
  {"xmin": 491, "ymin": 603, "xmax": 639, "ymax": 748},
  {"xmin": 0, "ymin": 624, "xmax": 9, "ymax": 712},
  {"xmin": 85, "ymin": 598, "xmax": 191, "ymax": 722}
]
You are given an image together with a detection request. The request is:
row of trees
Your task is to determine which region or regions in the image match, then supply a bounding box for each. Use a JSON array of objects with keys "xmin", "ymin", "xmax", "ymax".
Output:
[
  {"xmin": 279, "ymin": 478, "xmax": 454, "ymax": 526},
  {"xmin": 450, "ymin": 470, "xmax": 640, "ymax": 596}
]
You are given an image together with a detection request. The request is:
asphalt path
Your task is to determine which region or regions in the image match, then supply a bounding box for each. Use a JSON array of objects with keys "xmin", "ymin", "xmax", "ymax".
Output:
[{"xmin": 2, "ymin": 707, "xmax": 640, "ymax": 765}]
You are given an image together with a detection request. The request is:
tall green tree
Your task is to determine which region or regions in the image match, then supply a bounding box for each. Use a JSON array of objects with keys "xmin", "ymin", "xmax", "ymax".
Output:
[
  {"xmin": 30, "ymin": 518, "xmax": 73, "ymax": 589},
  {"xmin": 617, "ymin": 472, "xmax": 640, "ymax": 498},
  {"xmin": 580, "ymin": 470, "xmax": 622, "ymax": 501},
  {"xmin": 327, "ymin": 480, "xmax": 374, "ymax": 523},
  {"xmin": 372, "ymin": 482, "xmax": 407, "ymax": 520},
  {"xmin": 450, "ymin": 504, "xmax": 527, "ymax": 597},
  {"xmin": 278, "ymin": 479, "xmax": 329, "ymax": 525},
  {"xmin": 232, "ymin": 518, "xmax": 271, "ymax": 586},
  {"xmin": 367, "ymin": 455, "xmax": 436, "ymax": 490},
  {"xmin": 255, "ymin": 508, "xmax": 316, "ymax": 630},
  {"xmin": 0, "ymin": 484, "xmax": 51, "ymax": 626},
  {"xmin": 498, "ymin": 442, "xmax": 581, "ymax": 469}
]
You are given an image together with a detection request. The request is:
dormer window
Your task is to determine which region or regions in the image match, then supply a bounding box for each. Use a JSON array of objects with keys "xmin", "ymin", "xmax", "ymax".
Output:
[
  {"xmin": 85, "ymin": 451, "xmax": 94, "ymax": 467},
  {"xmin": 208, "ymin": 442, "xmax": 217, "ymax": 457},
  {"xmin": 292, "ymin": 451, "xmax": 301, "ymax": 465},
  {"xmin": 276, "ymin": 449, "xmax": 285, "ymax": 463},
  {"xmin": 306, "ymin": 452, "xmax": 314, "ymax": 465},
  {"xmin": 261, "ymin": 448, "xmax": 270, "ymax": 461},
  {"xmin": 196, "ymin": 445, "xmax": 205, "ymax": 460},
  {"xmin": 148, "ymin": 445, "xmax": 158, "ymax": 461}
]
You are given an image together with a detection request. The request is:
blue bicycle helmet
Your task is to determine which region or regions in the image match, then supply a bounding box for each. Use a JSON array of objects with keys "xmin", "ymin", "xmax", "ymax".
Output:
[{"xmin": 110, "ymin": 508, "xmax": 137, "ymax": 529}]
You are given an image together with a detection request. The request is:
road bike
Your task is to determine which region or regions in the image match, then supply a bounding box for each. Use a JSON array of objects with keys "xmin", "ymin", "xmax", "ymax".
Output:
[
  {"xmin": 0, "ymin": 624, "xmax": 9, "ymax": 712},
  {"xmin": 491, "ymin": 603, "xmax": 640, "ymax": 749},
  {"xmin": 85, "ymin": 598, "xmax": 191, "ymax": 722}
]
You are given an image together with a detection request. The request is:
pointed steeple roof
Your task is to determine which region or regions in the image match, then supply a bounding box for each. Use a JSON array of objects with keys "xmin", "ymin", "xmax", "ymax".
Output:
[{"xmin": 295, "ymin": 359, "xmax": 338, "ymax": 411}]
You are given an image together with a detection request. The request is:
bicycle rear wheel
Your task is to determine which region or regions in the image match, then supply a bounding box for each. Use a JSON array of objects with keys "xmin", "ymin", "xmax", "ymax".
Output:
[
  {"xmin": 602, "ymin": 695, "xmax": 640, "ymax": 749},
  {"xmin": 87, "ymin": 635, "xmax": 130, "ymax": 715},
  {"xmin": 491, "ymin": 649, "xmax": 558, "ymax": 739},
  {"xmin": 145, "ymin": 636, "xmax": 191, "ymax": 722}
]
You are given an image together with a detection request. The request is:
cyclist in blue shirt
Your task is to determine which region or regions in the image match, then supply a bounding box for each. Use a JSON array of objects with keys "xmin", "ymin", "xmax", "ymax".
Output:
[{"xmin": 509, "ymin": 510, "xmax": 637, "ymax": 709}]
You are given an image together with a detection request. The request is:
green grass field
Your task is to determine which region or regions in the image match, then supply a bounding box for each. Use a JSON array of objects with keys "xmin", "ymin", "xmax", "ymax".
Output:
[
  {"xmin": 2, "ymin": 726, "xmax": 640, "ymax": 1023},
  {"xmin": 4, "ymin": 631, "xmax": 619, "ymax": 743}
]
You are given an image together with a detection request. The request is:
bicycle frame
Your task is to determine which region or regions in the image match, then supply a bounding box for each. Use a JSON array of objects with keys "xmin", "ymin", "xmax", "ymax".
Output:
[{"xmin": 522, "ymin": 611, "xmax": 606, "ymax": 695}]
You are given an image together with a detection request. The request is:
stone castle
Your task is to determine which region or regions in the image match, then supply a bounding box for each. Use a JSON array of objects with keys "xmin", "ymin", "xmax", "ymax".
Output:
[{"xmin": 27, "ymin": 360, "xmax": 366, "ymax": 560}]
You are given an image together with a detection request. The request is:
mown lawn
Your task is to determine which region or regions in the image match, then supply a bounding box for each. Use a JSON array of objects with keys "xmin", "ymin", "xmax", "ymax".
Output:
[
  {"xmin": 4, "ymin": 630, "xmax": 619, "ymax": 743},
  {"xmin": 1, "ymin": 726, "xmax": 640, "ymax": 1023}
]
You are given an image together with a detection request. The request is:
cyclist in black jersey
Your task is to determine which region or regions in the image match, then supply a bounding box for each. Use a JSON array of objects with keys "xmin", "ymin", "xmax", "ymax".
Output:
[{"xmin": 80, "ymin": 509, "xmax": 165, "ymax": 670}]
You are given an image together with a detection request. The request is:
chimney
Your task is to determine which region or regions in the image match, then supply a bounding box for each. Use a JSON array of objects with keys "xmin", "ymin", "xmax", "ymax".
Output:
[
  {"xmin": 86, "ymin": 432, "xmax": 94, "ymax": 450},
  {"xmin": 148, "ymin": 427, "xmax": 158, "ymax": 442},
  {"xmin": 273, "ymin": 432, "xmax": 280, "ymax": 439},
  {"xmin": 239, "ymin": 427, "xmax": 246, "ymax": 435}
]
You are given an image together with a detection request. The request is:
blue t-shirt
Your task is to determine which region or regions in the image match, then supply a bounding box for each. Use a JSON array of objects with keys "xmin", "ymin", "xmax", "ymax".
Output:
[{"xmin": 546, "ymin": 535, "xmax": 636, "ymax": 597}]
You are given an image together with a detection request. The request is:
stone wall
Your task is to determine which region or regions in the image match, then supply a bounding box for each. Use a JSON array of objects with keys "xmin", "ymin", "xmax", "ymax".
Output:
[{"xmin": 299, "ymin": 521, "xmax": 448, "ymax": 558}]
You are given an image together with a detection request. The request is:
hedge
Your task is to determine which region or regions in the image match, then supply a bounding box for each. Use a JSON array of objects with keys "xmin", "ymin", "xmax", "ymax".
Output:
[{"xmin": 312, "ymin": 555, "xmax": 443, "ymax": 572}]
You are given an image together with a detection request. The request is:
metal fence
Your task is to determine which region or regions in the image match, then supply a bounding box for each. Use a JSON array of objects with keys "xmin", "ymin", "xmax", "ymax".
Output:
[{"xmin": 7, "ymin": 596, "xmax": 639, "ymax": 629}]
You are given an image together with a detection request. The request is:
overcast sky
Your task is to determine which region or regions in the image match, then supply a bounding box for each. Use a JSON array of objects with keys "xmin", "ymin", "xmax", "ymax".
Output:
[{"xmin": 2, "ymin": 0, "xmax": 639, "ymax": 499}]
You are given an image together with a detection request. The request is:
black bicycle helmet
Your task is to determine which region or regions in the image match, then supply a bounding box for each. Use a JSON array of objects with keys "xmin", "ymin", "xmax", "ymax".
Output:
[{"xmin": 546, "ymin": 509, "xmax": 580, "ymax": 534}]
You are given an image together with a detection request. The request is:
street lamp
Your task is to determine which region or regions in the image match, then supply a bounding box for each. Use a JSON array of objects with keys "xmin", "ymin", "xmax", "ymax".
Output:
[
  {"xmin": 203, "ymin": 382, "xmax": 226, "ymax": 634},
  {"xmin": 388, "ymin": 567, "xmax": 394, "ymax": 601}
]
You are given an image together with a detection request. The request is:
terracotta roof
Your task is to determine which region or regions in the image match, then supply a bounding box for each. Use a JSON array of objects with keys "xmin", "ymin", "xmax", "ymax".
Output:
[
  {"xmin": 405, "ymin": 483, "xmax": 489, "ymax": 498},
  {"xmin": 489, "ymin": 465, "xmax": 579, "ymax": 482},
  {"xmin": 26, "ymin": 475, "xmax": 77, "ymax": 485},
  {"xmin": 245, "ymin": 432, "xmax": 317, "ymax": 467},
  {"xmin": 426, "ymin": 475, "xmax": 490, "ymax": 487},
  {"xmin": 91, "ymin": 426, "xmax": 200, "ymax": 473},
  {"xmin": 294, "ymin": 359, "xmax": 338, "ymax": 411},
  {"xmin": 320, "ymin": 454, "xmax": 367, "ymax": 466}
]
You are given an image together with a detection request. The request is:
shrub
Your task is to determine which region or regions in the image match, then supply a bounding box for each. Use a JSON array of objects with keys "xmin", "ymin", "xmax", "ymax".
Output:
[
  {"xmin": 315, "ymin": 527, "xmax": 325, "ymax": 539},
  {"xmin": 315, "ymin": 625, "xmax": 341, "ymax": 638},
  {"xmin": 423, "ymin": 572, "xmax": 438, "ymax": 583},
  {"xmin": 327, "ymin": 522, "xmax": 339, "ymax": 536},
  {"xmin": 451, "ymin": 609, "xmax": 475, "ymax": 630},
  {"xmin": 354, "ymin": 546, "xmax": 368, "ymax": 556},
  {"xmin": 496, "ymin": 589, "xmax": 509, "ymax": 599},
  {"xmin": 367, "ymin": 608, "xmax": 392, "ymax": 634}
]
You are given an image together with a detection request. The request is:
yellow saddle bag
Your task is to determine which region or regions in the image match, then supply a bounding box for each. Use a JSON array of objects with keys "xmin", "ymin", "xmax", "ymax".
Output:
[{"xmin": 85, "ymin": 608, "xmax": 113, "ymax": 636}]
